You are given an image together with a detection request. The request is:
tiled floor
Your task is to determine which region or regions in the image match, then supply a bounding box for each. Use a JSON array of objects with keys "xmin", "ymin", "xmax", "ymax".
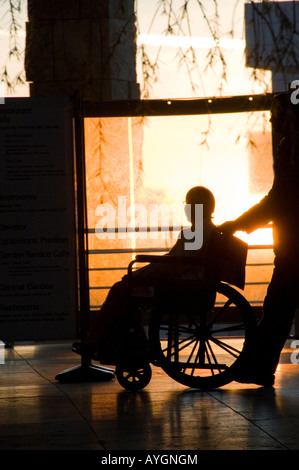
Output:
[{"xmin": 0, "ymin": 339, "xmax": 299, "ymax": 451}]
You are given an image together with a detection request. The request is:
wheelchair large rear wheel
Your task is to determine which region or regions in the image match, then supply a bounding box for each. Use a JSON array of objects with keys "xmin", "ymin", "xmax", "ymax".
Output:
[{"xmin": 149, "ymin": 282, "xmax": 257, "ymax": 390}]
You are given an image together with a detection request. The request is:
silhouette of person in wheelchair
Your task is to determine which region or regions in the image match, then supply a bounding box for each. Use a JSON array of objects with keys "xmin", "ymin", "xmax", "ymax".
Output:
[{"xmin": 73, "ymin": 186, "xmax": 248, "ymax": 389}]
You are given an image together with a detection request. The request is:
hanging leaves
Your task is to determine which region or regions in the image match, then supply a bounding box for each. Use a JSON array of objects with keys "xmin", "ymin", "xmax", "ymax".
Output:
[{"xmin": 0, "ymin": 0, "xmax": 26, "ymax": 93}]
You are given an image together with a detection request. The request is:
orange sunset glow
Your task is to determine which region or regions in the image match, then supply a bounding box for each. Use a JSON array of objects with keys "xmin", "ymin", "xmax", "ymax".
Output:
[{"xmin": 85, "ymin": 107, "xmax": 274, "ymax": 310}]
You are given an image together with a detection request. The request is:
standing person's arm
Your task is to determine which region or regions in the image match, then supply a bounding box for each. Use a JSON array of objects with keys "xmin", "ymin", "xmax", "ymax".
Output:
[{"xmin": 219, "ymin": 193, "xmax": 274, "ymax": 235}]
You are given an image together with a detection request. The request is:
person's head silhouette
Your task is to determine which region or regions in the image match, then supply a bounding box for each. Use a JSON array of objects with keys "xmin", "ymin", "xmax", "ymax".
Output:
[{"xmin": 185, "ymin": 186, "xmax": 215, "ymax": 226}]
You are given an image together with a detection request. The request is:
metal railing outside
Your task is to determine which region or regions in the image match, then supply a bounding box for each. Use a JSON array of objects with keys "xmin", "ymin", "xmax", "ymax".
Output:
[{"xmin": 87, "ymin": 226, "xmax": 274, "ymax": 310}]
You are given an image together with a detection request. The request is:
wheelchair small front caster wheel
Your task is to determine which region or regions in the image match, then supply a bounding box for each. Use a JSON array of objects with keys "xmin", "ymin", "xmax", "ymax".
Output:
[{"xmin": 115, "ymin": 362, "xmax": 152, "ymax": 391}]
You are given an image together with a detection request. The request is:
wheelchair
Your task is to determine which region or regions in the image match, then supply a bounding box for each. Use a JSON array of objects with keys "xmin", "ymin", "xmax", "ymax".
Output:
[{"xmin": 113, "ymin": 250, "xmax": 257, "ymax": 392}]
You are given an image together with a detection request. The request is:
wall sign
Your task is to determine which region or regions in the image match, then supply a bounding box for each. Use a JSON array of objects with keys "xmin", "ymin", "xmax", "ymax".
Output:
[{"xmin": 0, "ymin": 97, "xmax": 77, "ymax": 341}]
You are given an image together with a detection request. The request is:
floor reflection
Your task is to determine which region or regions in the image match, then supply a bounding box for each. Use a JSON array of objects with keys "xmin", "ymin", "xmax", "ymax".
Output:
[{"xmin": 94, "ymin": 383, "xmax": 285, "ymax": 450}]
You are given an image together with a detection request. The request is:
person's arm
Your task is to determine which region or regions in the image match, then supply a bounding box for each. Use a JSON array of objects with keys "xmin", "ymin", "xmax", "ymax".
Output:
[{"xmin": 219, "ymin": 193, "xmax": 273, "ymax": 235}]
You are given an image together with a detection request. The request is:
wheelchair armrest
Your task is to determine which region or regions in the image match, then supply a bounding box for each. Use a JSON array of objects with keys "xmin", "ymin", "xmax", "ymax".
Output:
[{"xmin": 127, "ymin": 254, "xmax": 205, "ymax": 282}]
